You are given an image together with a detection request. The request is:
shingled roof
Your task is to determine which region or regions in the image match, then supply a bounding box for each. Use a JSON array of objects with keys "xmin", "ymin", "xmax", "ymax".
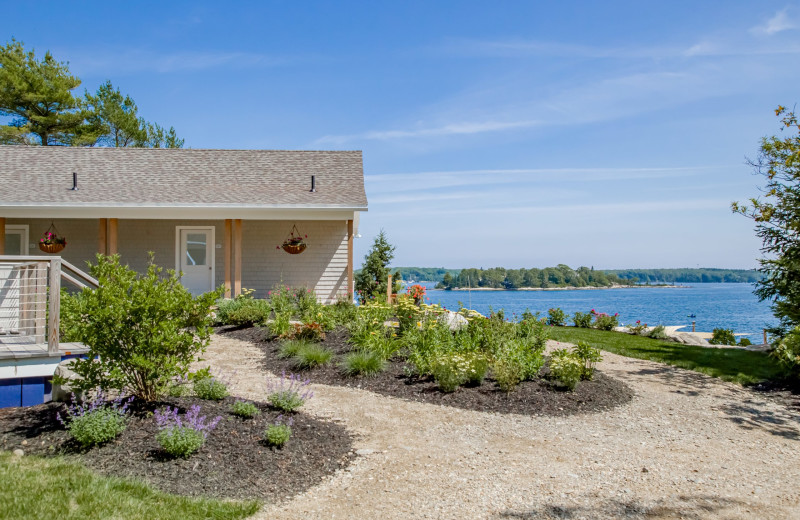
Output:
[{"xmin": 0, "ymin": 146, "xmax": 367, "ymax": 208}]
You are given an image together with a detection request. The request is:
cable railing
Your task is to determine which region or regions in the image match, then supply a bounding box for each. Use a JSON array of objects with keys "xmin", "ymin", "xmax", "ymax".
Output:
[{"xmin": 0, "ymin": 256, "xmax": 97, "ymax": 355}]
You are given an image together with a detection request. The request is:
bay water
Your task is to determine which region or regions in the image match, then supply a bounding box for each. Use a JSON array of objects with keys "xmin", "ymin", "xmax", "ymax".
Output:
[{"xmin": 417, "ymin": 283, "xmax": 776, "ymax": 343}]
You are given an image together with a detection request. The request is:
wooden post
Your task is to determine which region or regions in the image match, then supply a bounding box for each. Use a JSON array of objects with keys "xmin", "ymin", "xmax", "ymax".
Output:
[
  {"xmin": 347, "ymin": 219, "xmax": 354, "ymax": 301},
  {"xmin": 224, "ymin": 219, "xmax": 232, "ymax": 298},
  {"xmin": 48, "ymin": 258, "xmax": 61, "ymax": 355},
  {"xmin": 764, "ymin": 329, "xmax": 768, "ymax": 345},
  {"xmin": 233, "ymin": 219, "xmax": 242, "ymax": 298},
  {"xmin": 0, "ymin": 217, "xmax": 5, "ymax": 255},
  {"xmin": 98, "ymin": 218, "xmax": 108, "ymax": 255},
  {"xmin": 387, "ymin": 274, "xmax": 392, "ymax": 303},
  {"xmin": 692, "ymin": 321, "xmax": 696, "ymax": 332},
  {"xmin": 108, "ymin": 218, "xmax": 118, "ymax": 255},
  {"xmin": 33, "ymin": 263, "xmax": 46, "ymax": 344}
]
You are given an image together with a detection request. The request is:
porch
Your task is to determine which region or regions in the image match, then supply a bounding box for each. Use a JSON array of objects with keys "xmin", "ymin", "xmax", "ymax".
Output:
[{"xmin": 0, "ymin": 256, "xmax": 94, "ymax": 407}]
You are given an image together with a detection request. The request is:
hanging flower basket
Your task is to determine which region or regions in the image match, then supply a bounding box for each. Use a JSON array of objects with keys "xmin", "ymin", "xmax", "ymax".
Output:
[
  {"xmin": 38, "ymin": 223, "xmax": 67, "ymax": 254},
  {"xmin": 279, "ymin": 224, "xmax": 307, "ymax": 255}
]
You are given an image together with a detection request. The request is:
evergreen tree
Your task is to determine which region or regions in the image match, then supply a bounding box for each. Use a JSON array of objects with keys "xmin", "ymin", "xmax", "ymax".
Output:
[
  {"xmin": 0, "ymin": 39, "xmax": 90, "ymax": 145},
  {"xmin": 355, "ymin": 230, "xmax": 401, "ymax": 301}
]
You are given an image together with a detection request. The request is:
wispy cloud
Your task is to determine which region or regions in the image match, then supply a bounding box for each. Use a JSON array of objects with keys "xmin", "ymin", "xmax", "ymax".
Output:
[
  {"xmin": 66, "ymin": 49, "xmax": 286, "ymax": 75},
  {"xmin": 315, "ymin": 119, "xmax": 538, "ymax": 145},
  {"xmin": 751, "ymin": 8, "xmax": 799, "ymax": 35}
]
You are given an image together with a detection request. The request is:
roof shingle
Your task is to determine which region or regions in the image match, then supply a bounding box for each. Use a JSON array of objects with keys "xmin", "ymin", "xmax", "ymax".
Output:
[{"xmin": 0, "ymin": 146, "xmax": 367, "ymax": 208}]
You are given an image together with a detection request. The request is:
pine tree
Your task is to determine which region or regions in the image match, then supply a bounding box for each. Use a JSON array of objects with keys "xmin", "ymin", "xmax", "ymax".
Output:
[{"xmin": 355, "ymin": 230, "xmax": 401, "ymax": 301}]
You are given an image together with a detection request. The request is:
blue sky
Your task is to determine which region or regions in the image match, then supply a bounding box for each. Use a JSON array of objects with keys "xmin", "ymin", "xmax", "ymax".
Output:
[{"xmin": 3, "ymin": 1, "xmax": 799, "ymax": 269}]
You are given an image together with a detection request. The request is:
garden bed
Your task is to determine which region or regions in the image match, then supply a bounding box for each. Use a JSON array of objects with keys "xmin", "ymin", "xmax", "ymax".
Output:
[
  {"xmin": 219, "ymin": 326, "xmax": 634, "ymax": 416},
  {"xmin": 0, "ymin": 395, "xmax": 354, "ymax": 502}
]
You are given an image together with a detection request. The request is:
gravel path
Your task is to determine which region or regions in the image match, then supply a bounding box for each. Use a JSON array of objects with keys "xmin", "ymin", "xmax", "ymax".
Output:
[{"xmin": 205, "ymin": 334, "xmax": 800, "ymax": 519}]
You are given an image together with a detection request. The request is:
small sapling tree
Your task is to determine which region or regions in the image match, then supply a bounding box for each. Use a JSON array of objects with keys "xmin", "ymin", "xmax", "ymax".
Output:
[
  {"xmin": 65, "ymin": 254, "xmax": 221, "ymax": 401},
  {"xmin": 354, "ymin": 230, "xmax": 401, "ymax": 301}
]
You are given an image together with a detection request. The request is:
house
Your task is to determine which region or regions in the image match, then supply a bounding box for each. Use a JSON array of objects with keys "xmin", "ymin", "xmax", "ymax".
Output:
[
  {"xmin": 0, "ymin": 146, "xmax": 367, "ymax": 301},
  {"xmin": 0, "ymin": 146, "xmax": 367, "ymax": 408}
]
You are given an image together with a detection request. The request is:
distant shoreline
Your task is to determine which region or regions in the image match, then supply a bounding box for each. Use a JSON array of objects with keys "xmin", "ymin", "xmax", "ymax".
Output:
[{"xmin": 439, "ymin": 284, "xmax": 686, "ymax": 292}]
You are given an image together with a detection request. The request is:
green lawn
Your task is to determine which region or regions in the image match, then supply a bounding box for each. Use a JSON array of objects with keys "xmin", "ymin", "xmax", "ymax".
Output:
[
  {"xmin": 548, "ymin": 326, "xmax": 785, "ymax": 385},
  {"xmin": 0, "ymin": 452, "xmax": 259, "ymax": 520}
]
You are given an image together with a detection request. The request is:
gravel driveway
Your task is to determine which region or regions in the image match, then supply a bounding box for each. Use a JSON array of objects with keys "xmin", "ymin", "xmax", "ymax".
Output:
[{"xmin": 205, "ymin": 334, "xmax": 800, "ymax": 519}]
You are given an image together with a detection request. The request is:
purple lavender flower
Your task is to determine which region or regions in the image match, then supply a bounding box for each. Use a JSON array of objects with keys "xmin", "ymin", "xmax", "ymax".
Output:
[
  {"xmin": 154, "ymin": 404, "xmax": 221, "ymax": 439},
  {"xmin": 266, "ymin": 371, "xmax": 313, "ymax": 412}
]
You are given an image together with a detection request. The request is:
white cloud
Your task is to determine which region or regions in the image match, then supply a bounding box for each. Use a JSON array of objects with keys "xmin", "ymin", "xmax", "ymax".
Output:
[
  {"xmin": 315, "ymin": 119, "xmax": 539, "ymax": 145},
  {"xmin": 751, "ymin": 8, "xmax": 798, "ymax": 35}
]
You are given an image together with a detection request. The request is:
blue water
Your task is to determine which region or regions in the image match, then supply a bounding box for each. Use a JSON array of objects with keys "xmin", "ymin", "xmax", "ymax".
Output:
[{"xmin": 414, "ymin": 283, "xmax": 776, "ymax": 343}]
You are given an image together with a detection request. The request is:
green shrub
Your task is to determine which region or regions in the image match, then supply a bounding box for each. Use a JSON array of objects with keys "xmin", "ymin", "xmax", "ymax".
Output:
[
  {"xmin": 216, "ymin": 298, "xmax": 271, "ymax": 326},
  {"xmin": 430, "ymin": 354, "xmax": 470, "ymax": 392},
  {"xmin": 269, "ymin": 312, "xmax": 292, "ymax": 338},
  {"xmin": 278, "ymin": 339, "xmax": 309, "ymax": 359},
  {"xmin": 63, "ymin": 254, "xmax": 220, "ymax": 402},
  {"xmin": 266, "ymin": 372, "xmax": 313, "ymax": 412},
  {"xmin": 548, "ymin": 349, "xmax": 583, "ymax": 390},
  {"xmin": 264, "ymin": 418, "xmax": 292, "ymax": 448},
  {"xmin": 341, "ymin": 351, "xmax": 386, "ymax": 377},
  {"xmin": 57, "ymin": 392, "xmax": 131, "ymax": 447},
  {"xmin": 571, "ymin": 341, "xmax": 603, "ymax": 380},
  {"xmin": 292, "ymin": 343, "xmax": 334, "ymax": 369},
  {"xmin": 739, "ymin": 337, "xmax": 753, "ymax": 347},
  {"xmin": 710, "ymin": 328, "xmax": 736, "ymax": 345},
  {"xmin": 626, "ymin": 320, "xmax": 647, "ymax": 335},
  {"xmin": 292, "ymin": 321, "xmax": 325, "ymax": 341},
  {"xmin": 647, "ymin": 324, "xmax": 669, "ymax": 340},
  {"xmin": 325, "ymin": 299, "xmax": 358, "ymax": 328},
  {"xmin": 573, "ymin": 311, "xmax": 593, "ymax": 328},
  {"xmin": 774, "ymin": 327, "xmax": 800, "ymax": 375},
  {"xmin": 268, "ymin": 285, "xmax": 296, "ymax": 316},
  {"xmin": 230, "ymin": 400, "xmax": 260, "ymax": 418},
  {"xmin": 154, "ymin": 405, "xmax": 221, "ymax": 458},
  {"xmin": 547, "ymin": 308, "xmax": 567, "ymax": 326},
  {"xmin": 157, "ymin": 427, "xmax": 205, "ymax": 458},
  {"xmin": 193, "ymin": 377, "xmax": 229, "ymax": 401},
  {"xmin": 493, "ymin": 359, "xmax": 522, "ymax": 392},
  {"xmin": 593, "ymin": 312, "xmax": 619, "ymax": 331}
]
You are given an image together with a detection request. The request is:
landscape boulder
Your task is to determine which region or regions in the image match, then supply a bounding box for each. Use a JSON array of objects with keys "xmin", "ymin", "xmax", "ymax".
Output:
[
  {"xmin": 669, "ymin": 332, "xmax": 711, "ymax": 347},
  {"xmin": 51, "ymin": 359, "xmax": 84, "ymax": 403},
  {"xmin": 438, "ymin": 310, "xmax": 469, "ymax": 331}
]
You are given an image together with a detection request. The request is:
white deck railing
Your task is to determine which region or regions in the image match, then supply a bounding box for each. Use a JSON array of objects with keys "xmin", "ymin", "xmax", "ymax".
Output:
[{"xmin": 0, "ymin": 256, "xmax": 98, "ymax": 356}]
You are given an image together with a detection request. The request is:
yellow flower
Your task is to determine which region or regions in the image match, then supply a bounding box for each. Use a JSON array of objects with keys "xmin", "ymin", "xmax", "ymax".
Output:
[{"xmin": 416, "ymin": 321, "xmax": 422, "ymax": 327}]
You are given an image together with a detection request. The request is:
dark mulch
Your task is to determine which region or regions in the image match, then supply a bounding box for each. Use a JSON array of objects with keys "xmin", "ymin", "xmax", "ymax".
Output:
[
  {"xmin": 219, "ymin": 325, "xmax": 634, "ymax": 417},
  {"xmin": 0, "ymin": 396, "xmax": 355, "ymax": 501}
]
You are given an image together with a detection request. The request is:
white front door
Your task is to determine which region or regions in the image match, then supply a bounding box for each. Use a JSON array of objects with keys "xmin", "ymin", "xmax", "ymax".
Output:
[
  {"xmin": 1, "ymin": 226, "xmax": 28, "ymax": 331},
  {"xmin": 177, "ymin": 227, "xmax": 214, "ymax": 296}
]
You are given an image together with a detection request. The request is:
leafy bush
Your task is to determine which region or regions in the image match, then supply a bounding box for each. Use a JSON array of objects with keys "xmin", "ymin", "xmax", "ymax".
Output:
[
  {"xmin": 647, "ymin": 324, "xmax": 669, "ymax": 340},
  {"xmin": 396, "ymin": 295, "xmax": 423, "ymax": 334},
  {"xmin": 154, "ymin": 405, "xmax": 221, "ymax": 458},
  {"xmin": 430, "ymin": 353, "xmax": 474, "ymax": 392},
  {"xmin": 341, "ymin": 350, "xmax": 386, "ymax": 377},
  {"xmin": 63, "ymin": 255, "xmax": 220, "ymax": 402},
  {"xmin": 269, "ymin": 312, "xmax": 292, "ymax": 338},
  {"xmin": 264, "ymin": 416, "xmax": 292, "ymax": 448},
  {"xmin": 739, "ymin": 337, "xmax": 753, "ymax": 347},
  {"xmin": 774, "ymin": 326, "xmax": 800, "ymax": 375},
  {"xmin": 710, "ymin": 328, "xmax": 736, "ymax": 345},
  {"xmin": 493, "ymin": 359, "xmax": 522, "ymax": 392},
  {"xmin": 230, "ymin": 400, "xmax": 260, "ymax": 418},
  {"xmin": 193, "ymin": 376, "xmax": 229, "ymax": 401},
  {"xmin": 573, "ymin": 311, "xmax": 593, "ymax": 328},
  {"xmin": 548, "ymin": 349, "xmax": 583, "ymax": 390},
  {"xmin": 547, "ymin": 308, "xmax": 567, "ymax": 326},
  {"xmin": 592, "ymin": 310, "xmax": 619, "ymax": 331},
  {"xmin": 266, "ymin": 372, "xmax": 313, "ymax": 412},
  {"xmin": 626, "ymin": 320, "xmax": 647, "ymax": 335},
  {"xmin": 571, "ymin": 341, "xmax": 603, "ymax": 380},
  {"xmin": 216, "ymin": 298, "xmax": 271, "ymax": 326},
  {"xmin": 291, "ymin": 321, "xmax": 325, "ymax": 341},
  {"xmin": 294, "ymin": 287, "xmax": 320, "ymax": 321},
  {"xmin": 291, "ymin": 343, "xmax": 334, "ymax": 369},
  {"xmin": 325, "ymin": 299, "xmax": 358, "ymax": 328},
  {"xmin": 268, "ymin": 285, "xmax": 296, "ymax": 316},
  {"xmin": 165, "ymin": 375, "xmax": 191, "ymax": 397},
  {"xmin": 57, "ymin": 391, "xmax": 132, "ymax": 447}
]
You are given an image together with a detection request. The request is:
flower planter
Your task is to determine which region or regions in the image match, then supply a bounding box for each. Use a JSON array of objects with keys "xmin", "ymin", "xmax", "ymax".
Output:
[
  {"xmin": 281, "ymin": 243, "xmax": 307, "ymax": 255},
  {"xmin": 38, "ymin": 242, "xmax": 65, "ymax": 254}
]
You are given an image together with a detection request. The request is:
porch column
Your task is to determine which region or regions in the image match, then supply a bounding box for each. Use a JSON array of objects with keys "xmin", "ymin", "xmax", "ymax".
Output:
[
  {"xmin": 98, "ymin": 218, "xmax": 107, "ymax": 255},
  {"xmin": 347, "ymin": 219, "xmax": 354, "ymax": 301},
  {"xmin": 108, "ymin": 218, "xmax": 118, "ymax": 255},
  {"xmin": 233, "ymin": 219, "xmax": 242, "ymax": 297},
  {"xmin": 224, "ymin": 219, "xmax": 232, "ymax": 298},
  {"xmin": 0, "ymin": 217, "xmax": 5, "ymax": 255}
]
